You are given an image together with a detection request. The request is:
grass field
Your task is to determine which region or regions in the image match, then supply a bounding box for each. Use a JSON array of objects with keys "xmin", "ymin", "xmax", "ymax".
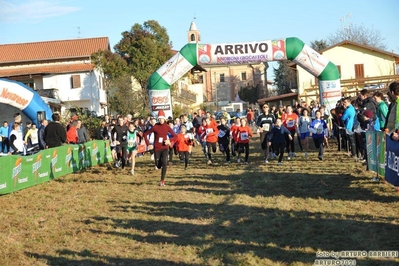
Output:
[{"xmin": 0, "ymin": 137, "xmax": 398, "ymax": 266}]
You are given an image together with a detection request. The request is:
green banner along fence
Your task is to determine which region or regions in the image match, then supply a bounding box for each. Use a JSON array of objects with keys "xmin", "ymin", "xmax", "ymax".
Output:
[{"xmin": 0, "ymin": 140, "xmax": 113, "ymax": 195}]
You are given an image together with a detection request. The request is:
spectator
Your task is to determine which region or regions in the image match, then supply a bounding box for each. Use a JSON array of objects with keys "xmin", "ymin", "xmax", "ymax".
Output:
[
  {"xmin": 341, "ymin": 97, "xmax": 356, "ymax": 158},
  {"xmin": 77, "ymin": 120, "xmax": 89, "ymax": 143},
  {"xmin": 37, "ymin": 119, "xmax": 48, "ymax": 150},
  {"xmin": 385, "ymin": 81, "xmax": 399, "ymax": 133},
  {"xmin": 24, "ymin": 123, "xmax": 39, "ymax": 149},
  {"xmin": 97, "ymin": 121, "xmax": 109, "ymax": 140},
  {"xmin": 373, "ymin": 91, "xmax": 388, "ymax": 130},
  {"xmin": 0, "ymin": 121, "xmax": 9, "ymax": 153},
  {"xmin": 8, "ymin": 113, "xmax": 22, "ymax": 138},
  {"xmin": 67, "ymin": 120, "xmax": 79, "ymax": 144},
  {"xmin": 357, "ymin": 89, "xmax": 378, "ymax": 129},
  {"xmin": 44, "ymin": 113, "xmax": 67, "ymax": 148},
  {"xmin": 9, "ymin": 122, "xmax": 24, "ymax": 155}
]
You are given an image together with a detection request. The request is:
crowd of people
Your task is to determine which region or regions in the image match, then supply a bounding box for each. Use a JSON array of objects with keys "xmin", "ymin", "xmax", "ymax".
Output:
[
  {"xmin": 2, "ymin": 81, "xmax": 398, "ymax": 187},
  {"xmin": 0, "ymin": 112, "xmax": 90, "ymax": 155}
]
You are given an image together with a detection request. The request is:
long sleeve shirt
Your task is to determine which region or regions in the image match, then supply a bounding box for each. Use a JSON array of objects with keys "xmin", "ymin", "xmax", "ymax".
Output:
[{"xmin": 143, "ymin": 123, "xmax": 177, "ymax": 151}]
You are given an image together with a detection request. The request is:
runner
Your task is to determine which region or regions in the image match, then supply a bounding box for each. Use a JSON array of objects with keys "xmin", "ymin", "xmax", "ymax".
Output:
[
  {"xmin": 282, "ymin": 105, "xmax": 299, "ymax": 159},
  {"xmin": 217, "ymin": 116, "xmax": 231, "ymax": 163},
  {"xmin": 196, "ymin": 118, "xmax": 208, "ymax": 159},
  {"xmin": 256, "ymin": 104, "xmax": 275, "ymax": 163},
  {"xmin": 175, "ymin": 124, "xmax": 193, "ymax": 170},
  {"xmin": 126, "ymin": 122, "xmax": 138, "ymax": 175},
  {"xmin": 310, "ymin": 110, "xmax": 328, "ymax": 160},
  {"xmin": 298, "ymin": 108, "xmax": 312, "ymax": 157},
  {"xmin": 204, "ymin": 117, "xmax": 219, "ymax": 165},
  {"xmin": 236, "ymin": 117, "xmax": 253, "ymax": 164},
  {"xmin": 230, "ymin": 117, "xmax": 241, "ymax": 157},
  {"xmin": 143, "ymin": 110, "xmax": 177, "ymax": 186},
  {"xmin": 268, "ymin": 118, "xmax": 293, "ymax": 165}
]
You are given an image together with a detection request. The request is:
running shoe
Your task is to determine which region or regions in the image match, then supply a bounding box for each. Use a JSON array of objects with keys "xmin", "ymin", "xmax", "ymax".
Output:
[{"xmin": 159, "ymin": 180, "xmax": 165, "ymax": 186}]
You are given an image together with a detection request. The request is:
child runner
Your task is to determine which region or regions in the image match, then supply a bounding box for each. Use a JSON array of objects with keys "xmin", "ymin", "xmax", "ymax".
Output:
[
  {"xmin": 237, "ymin": 117, "xmax": 253, "ymax": 164},
  {"xmin": 281, "ymin": 105, "xmax": 299, "ymax": 159},
  {"xmin": 204, "ymin": 117, "xmax": 219, "ymax": 165},
  {"xmin": 197, "ymin": 118, "xmax": 208, "ymax": 159},
  {"xmin": 143, "ymin": 110, "xmax": 177, "ymax": 186},
  {"xmin": 126, "ymin": 122, "xmax": 138, "ymax": 175},
  {"xmin": 298, "ymin": 108, "xmax": 311, "ymax": 157},
  {"xmin": 175, "ymin": 124, "xmax": 193, "ymax": 170},
  {"xmin": 269, "ymin": 118, "xmax": 293, "ymax": 165},
  {"xmin": 309, "ymin": 110, "xmax": 328, "ymax": 160},
  {"xmin": 230, "ymin": 117, "xmax": 241, "ymax": 157},
  {"xmin": 217, "ymin": 116, "xmax": 231, "ymax": 163}
]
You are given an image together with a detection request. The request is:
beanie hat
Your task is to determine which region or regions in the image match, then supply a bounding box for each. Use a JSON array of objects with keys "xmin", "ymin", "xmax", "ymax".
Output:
[
  {"xmin": 364, "ymin": 110, "xmax": 373, "ymax": 119},
  {"xmin": 158, "ymin": 110, "xmax": 166, "ymax": 119}
]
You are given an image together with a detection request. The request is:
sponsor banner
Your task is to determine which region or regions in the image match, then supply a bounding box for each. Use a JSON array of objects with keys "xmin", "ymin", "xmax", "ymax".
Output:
[
  {"xmin": 293, "ymin": 44, "xmax": 329, "ymax": 77},
  {"xmin": 377, "ymin": 132, "xmax": 385, "ymax": 177},
  {"xmin": 0, "ymin": 79, "xmax": 34, "ymax": 110},
  {"xmin": 197, "ymin": 40, "xmax": 285, "ymax": 65},
  {"xmin": 0, "ymin": 156, "xmax": 14, "ymax": 194},
  {"xmin": 366, "ymin": 131, "xmax": 377, "ymax": 172},
  {"xmin": 149, "ymin": 89, "xmax": 172, "ymax": 118},
  {"xmin": 319, "ymin": 79, "xmax": 341, "ymax": 111},
  {"xmin": 156, "ymin": 52, "xmax": 194, "ymax": 85},
  {"xmin": 385, "ymin": 136, "xmax": 399, "ymax": 186},
  {"xmin": 365, "ymin": 131, "xmax": 386, "ymax": 176},
  {"xmin": 0, "ymin": 140, "xmax": 112, "ymax": 195}
]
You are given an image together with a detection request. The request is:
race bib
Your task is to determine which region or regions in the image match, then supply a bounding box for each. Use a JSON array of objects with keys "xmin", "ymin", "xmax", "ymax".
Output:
[
  {"xmin": 240, "ymin": 132, "xmax": 248, "ymax": 140},
  {"xmin": 127, "ymin": 140, "xmax": 136, "ymax": 148},
  {"xmin": 262, "ymin": 123, "xmax": 270, "ymax": 132},
  {"xmin": 206, "ymin": 128, "xmax": 214, "ymax": 134},
  {"xmin": 287, "ymin": 120, "xmax": 295, "ymax": 127},
  {"xmin": 158, "ymin": 137, "xmax": 164, "ymax": 143},
  {"xmin": 218, "ymin": 130, "xmax": 226, "ymax": 138}
]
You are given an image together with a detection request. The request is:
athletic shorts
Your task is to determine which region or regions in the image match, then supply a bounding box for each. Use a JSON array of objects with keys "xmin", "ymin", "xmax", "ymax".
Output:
[{"xmin": 300, "ymin": 132, "xmax": 310, "ymax": 140}]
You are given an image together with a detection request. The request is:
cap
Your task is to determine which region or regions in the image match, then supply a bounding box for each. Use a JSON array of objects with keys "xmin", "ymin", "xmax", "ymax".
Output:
[
  {"xmin": 364, "ymin": 110, "xmax": 373, "ymax": 119},
  {"xmin": 158, "ymin": 110, "xmax": 166, "ymax": 119},
  {"xmin": 71, "ymin": 115, "xmax": 78, "ymax": 121}
]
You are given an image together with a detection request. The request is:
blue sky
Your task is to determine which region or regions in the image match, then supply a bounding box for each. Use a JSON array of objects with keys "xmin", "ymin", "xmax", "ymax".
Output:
[{"xmin": 1, "ymin": 0, "xmax": 398, "ymax": 78}]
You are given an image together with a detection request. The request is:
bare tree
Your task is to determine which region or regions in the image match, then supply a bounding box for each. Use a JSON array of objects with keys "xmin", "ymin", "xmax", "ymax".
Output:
[{"xmin": 328, "ymin": 13, "xmax": 387, "ymax": 50}]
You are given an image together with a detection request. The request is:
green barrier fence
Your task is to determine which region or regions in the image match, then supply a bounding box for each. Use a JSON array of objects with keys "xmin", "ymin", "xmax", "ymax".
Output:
[{"xmin": 0, "ymin": 140, "xmax": 113, "ymax": 195}]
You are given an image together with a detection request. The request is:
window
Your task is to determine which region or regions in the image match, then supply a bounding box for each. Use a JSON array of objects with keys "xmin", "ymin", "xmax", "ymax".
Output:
[
  {"xmin": 71, "ymin": 75, "xmax": 81, "ymax": 88},
  {"xmin": 354, "ymin": 64, "xmax": 364, "ymax": 78},
  {"xmin": 220, "ymin": 73, "xmax": 225, "ymax": 82},
  {"xmin": 190, "ymin": 34, "xmax": 196, "ymax": 42},
  {"xmin": 199, "ymin": 75, "xmax": 204, "ymax": 83},
  {"xmin": 241, "ymin": 72, "xmax": 247, "ymax": 81}
]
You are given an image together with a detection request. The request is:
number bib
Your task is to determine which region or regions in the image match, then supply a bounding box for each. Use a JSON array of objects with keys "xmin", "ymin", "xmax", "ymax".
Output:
[
  {"xmin": 240, "ymin": 132, "xmax": 248, "ymax": 140},
  {"xmin": 128, "ymin": 140, "xmax": 136, "ymax": 148}
]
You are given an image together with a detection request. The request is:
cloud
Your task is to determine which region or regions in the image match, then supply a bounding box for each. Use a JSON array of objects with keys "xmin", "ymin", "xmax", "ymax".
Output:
[{"xmin": 0, "ymin": 0, "xmax": 80, "ymax": 23}]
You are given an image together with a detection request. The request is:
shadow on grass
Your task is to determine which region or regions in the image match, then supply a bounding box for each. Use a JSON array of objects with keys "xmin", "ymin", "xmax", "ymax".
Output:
[
  {"xmin": 84, "ymin": 200, "xmax": 398, "ymax": 265},
  {"xmin": 27, "ymin": 250, "xmax": 196, "ymax": 266},
  {"xmin": 171, "ymin": 170, "xmax": 398, "ymax": 203}
]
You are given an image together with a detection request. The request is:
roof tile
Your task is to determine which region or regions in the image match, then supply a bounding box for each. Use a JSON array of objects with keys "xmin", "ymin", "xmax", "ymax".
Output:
[
  {"xmin": 0, "ymin": 64, "xmax": 95, "ymax": 77},
  {"xmin": 0, "ymin": 37, "xmax": 110, "ymax": 63}
]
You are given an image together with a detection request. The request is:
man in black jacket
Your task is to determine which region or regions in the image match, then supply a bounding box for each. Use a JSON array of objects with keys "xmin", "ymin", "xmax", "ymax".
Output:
[
  {"xmin": 256, "ymin": 104, "xmax": 276, "ymax": 163},
  {"xmin": 44, "ymin": 113, "xmax": 67, "ymax": 148},
  {"xmin": 357, "ymin": 89, "xmax": 378, "ymax": 128},
  {"xmin": 111, "ymin": 117, "xmax": 128, "ymax": 169}
]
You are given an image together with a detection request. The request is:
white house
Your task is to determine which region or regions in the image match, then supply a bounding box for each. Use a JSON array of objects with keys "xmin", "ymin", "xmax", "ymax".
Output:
[{"xmin": 0, "ymin": 37, "xmax": 110, "ymax": 118}]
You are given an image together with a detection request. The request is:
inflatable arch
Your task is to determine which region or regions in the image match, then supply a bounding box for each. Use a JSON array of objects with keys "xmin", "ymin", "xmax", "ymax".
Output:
[
  {"xmin": 0, "ymin": 78, "xmax": 53, "ymax": 125},
  {"xmin": 148, "ymin": 37, "xmax": 341, "ymax": 118}
]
